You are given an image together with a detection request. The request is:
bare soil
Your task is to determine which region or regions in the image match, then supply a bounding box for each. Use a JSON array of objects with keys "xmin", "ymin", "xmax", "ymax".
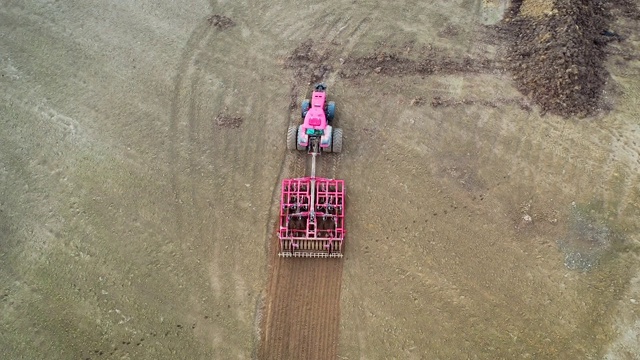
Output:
[{"xmin": 2, "ymin": 1, "xmax": 640, "ymax": 360}]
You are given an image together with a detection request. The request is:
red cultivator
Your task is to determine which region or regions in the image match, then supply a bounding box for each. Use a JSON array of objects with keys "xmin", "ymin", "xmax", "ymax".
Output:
[
  {"xmin": 278, "ymin": 177, "xmax": 345, "ymax": 257},
  {"xmin": 279, "ymin": 84, "xmax": 346, "ymax": 258}
]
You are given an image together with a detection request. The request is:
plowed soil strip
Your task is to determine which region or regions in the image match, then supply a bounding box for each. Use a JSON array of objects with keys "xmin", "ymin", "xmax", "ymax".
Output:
[
  {"xmin": 259, "ymin": 149, "xmax": 344, "ymax": 359},
  {"xmin": 258, "ymin": 236, "xmax": 343, "ymax": 360}
]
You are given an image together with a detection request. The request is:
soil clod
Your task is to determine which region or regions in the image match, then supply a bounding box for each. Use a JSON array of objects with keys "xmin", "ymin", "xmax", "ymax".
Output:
[
  {"xmin": 207, "ymin": 14, "xmax": 235, "ymax": 30},
  {"xmin": 214, "ymin": 113, "xmax": 243, "ymax": 129}
]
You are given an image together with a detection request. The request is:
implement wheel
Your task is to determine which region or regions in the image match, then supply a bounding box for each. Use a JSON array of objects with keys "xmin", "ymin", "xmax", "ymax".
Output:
[{"xmin": 331, "ymin": 128, "xmax": 343, "ymax": 153}]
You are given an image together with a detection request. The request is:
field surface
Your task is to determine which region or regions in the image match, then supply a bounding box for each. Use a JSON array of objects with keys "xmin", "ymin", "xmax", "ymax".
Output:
[{"xmin": 1, "ymin": 1, "xmax": 640, "ymax": 359}]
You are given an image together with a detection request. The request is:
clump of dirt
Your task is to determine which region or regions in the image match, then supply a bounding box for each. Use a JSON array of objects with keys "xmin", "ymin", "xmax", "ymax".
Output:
[
  {"xmin": 410, "ymin": 97, "xmax": 426, "ymax": 106},
  {"xmin": 207, "ymin": 14, "xmax": 235, "ymax": 30},
  {"xmin": 497, "ymin": 0, "xmax": 631, "ymax": 118},
  {"xmin": 339, "ymin": 47, "xmax": 497, "ymax": 78},
  {"xmin": 515, "ymin": 201, "xmax": 535, "ymax": 232},
  {"xmin": 214, "ymin": 113, "xmax": 243, "ymax": 129},
  {"xmin": 513, "ymin": 200, "xmax": 559, "ymax": 232}
]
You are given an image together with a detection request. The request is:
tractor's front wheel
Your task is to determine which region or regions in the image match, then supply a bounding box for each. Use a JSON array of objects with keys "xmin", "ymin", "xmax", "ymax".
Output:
[
  {"xmin": 286, "ymin": 126, "xmax": 298, "ymax": 150},
  {"xmin": 326, "ymin": 101, "xmax": 336, "ymax": 122},
  {"xmin": 301, "ymin": 99, "xmax": 310, "ymax": 119},
  {"xmin": 331, "ymin": 128, "xmax": 343, "ymax": 153}
]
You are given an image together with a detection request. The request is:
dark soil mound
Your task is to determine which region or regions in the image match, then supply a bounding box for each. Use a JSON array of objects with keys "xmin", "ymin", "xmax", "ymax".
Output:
[
  {"xmin": 284, "ymin": 40, "xmax": 332, "ymax": 86},
  {"xmin": 207, "ymin": 14, "xmax": 235, "ymax": 30},
  {"xmin": 498, "ymin": 0, "xmax": 633, "ymax": 118},
  {"xmin": 338, "ymin": 48, "xmax": 496, "ymax": 78},
  {"xmin": 214, "ymin": 113, "xmax": 243, "ymax": 129}
]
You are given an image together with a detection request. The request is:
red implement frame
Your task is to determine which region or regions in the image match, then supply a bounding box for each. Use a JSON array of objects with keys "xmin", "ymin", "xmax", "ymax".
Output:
[{"xmin": 278, "ymin": 177, "xmax": 345, "ymax": 257}]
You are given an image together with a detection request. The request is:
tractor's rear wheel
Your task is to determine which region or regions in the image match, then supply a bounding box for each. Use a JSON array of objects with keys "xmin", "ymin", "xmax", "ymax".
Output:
[
  {"xmin": 296, "ymin": 140, "xmax": 306, "ymax": 151},
  {"xmin": 286, "ymin": 126, "xmax": 297, "ymax": 150},
  {"xmin": 301, "ymin": 99, "xmax": 310, "ymax": 119},
  {"xmin": 331, "ymin": 128, "xmax": 343, "ymax": 153}
]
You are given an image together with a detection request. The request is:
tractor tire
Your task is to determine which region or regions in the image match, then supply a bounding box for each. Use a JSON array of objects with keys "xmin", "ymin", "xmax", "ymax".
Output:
[
  {"xmin": 331, "ymin": 128, "xmax": 343, "ymax": 153},
  {"xmin": 301, "ymin": 99, "xmax": 310, "ymax": 119},
  {"xmin": 286, "ymin": 126, "xmax": 298, "ymax": 150},
  {"xmin": 296, "ymin": 140, "xmax": 306, "ymax": 151},
  {"xmin": 326, "ymin": 101, "xmax": 336, "ymax": 122}
]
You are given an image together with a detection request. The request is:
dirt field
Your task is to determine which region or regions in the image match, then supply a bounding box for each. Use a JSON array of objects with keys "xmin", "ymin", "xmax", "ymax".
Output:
[{"xmin": 2, "ymin": 0, "xmax": 640, "ymax": 359}]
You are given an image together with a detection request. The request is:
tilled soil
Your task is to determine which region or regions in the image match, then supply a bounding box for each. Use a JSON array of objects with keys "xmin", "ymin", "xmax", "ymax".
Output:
[
  {"xmin": 339, "ymin": 45, "xmax": 498, "ymax": 78},
  {"xmin": 258, "ymin": 239, "xmax": 343, "ymax": 360},
  {"xmin": 430, "ymin": 95, "xmax": 533, "ymax": 111}
]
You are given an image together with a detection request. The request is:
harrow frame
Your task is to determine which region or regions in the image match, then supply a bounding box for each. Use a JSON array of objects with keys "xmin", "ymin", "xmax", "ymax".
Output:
[{"xmin": 278, "ymin": 176, "xmax": 345, "ymax": 258}]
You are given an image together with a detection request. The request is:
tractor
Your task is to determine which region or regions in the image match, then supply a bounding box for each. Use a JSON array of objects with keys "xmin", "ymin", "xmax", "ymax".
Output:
[
  {"xmin": 278, "ymin": 83, "xmax": 346, "ymax": 258},
  {"xmin": 286, "ymin": 83, "xmax": 343, "ymax": 154}
]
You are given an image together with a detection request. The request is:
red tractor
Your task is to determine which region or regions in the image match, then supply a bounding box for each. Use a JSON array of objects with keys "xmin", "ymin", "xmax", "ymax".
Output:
[
  {"xmin": 287, "ymin": 83, "xmax": 343, "ymax": 153},
  {"xmin": 279, "ymin": 84, "xmax": 345, "ymax": 258}
]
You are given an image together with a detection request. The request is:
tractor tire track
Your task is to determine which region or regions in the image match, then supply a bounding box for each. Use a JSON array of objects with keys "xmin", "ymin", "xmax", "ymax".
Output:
[{"xmin": 168, "ymin": 20, "xmax": 212, "ymax": 243}]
